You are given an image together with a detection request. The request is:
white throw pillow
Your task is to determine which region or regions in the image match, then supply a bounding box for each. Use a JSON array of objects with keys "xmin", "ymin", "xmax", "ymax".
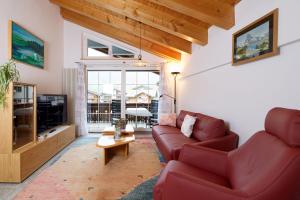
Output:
[{"xmin": 181, "ymin": 115, "xmax": 197, "ymax": 137}]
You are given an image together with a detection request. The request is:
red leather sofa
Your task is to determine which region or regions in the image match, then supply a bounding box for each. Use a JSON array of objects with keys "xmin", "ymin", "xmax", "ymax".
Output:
[
  {"xmin": 154, "ymin": 107, "xmax": 300, "ymax": 200},
  {"xmin": 152, "ymin": 110, "xmax": 239, "ymax": 161}
]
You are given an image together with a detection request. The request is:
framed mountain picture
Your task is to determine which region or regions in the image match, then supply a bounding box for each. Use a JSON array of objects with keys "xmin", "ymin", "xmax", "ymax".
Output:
[
  {"xmin": 232, "ymin": 9, "xmax": 278, "ymax": 66},
  {"xmin": 9, "ymin": 20, "xmax": 45, "ymax": 69}
]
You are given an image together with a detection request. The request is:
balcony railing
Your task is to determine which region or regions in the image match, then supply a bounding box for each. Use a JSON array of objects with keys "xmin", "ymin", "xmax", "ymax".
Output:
[{"xmin": 87, "ymin": 102, "xmax": 158, "ymax": 132}]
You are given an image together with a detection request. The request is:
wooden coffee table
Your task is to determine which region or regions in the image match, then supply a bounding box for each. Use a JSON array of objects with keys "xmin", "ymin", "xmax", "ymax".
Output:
[{"xmin": 97, "ymin": 126, "xmax": 135, "ymax": 165}]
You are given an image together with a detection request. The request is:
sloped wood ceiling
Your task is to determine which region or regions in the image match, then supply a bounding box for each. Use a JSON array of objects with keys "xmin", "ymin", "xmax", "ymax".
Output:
[{"xmin": 50, "ymin": 0, "xmax": 240, "ymax": 61}]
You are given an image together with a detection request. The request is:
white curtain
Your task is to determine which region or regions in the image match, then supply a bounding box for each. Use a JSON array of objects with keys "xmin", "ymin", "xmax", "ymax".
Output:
[
  {"xmin": 63, "ymin": 63, "xmax": 88, "ymax": 137},
  {"xmin": 158, "ymin": 63, "xmax": 174, "ymax": 116},
  {"xmin": 75, "ymin": 63, "xmax": 88, "ymax": 136}
]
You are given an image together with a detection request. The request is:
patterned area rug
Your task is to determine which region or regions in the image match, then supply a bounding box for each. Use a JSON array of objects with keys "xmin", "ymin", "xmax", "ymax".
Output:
[
  {"xmin": 120, "ymin": 176, "xmax": 158, "ymax": 200},
  {"xmin": 14, "ymin": 135, "xmax": 163, "ymax": 200}
]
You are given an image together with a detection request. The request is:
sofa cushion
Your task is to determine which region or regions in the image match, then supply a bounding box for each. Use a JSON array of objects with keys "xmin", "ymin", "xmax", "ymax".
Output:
[
  {"xmin": 192, "ymin": 113, "xmax": 226, "ymax": 141},
  {"xmin": 153, "ymin": 125, "xmax": 181, "ymax": 136},
  {"xmin": 157, "ymin": 134, "xmax": 197, "ymax": 161},
  {"xmin": 265, "ymin": 107, "xmax": 300, "ymax": 147},
  {"xmin": 181, "ymin": 115, "xmax": 197, "ymax": 137},
  {"xmin": 158, "ymin": 113, "xmax": 177, "ymax": 127},
  {"xmin": 176, "ymin": 110, "xmax": 196, "ymax": 129},
  {"xmin": 228, "ymin": 131, "xmax": 300, "ymax": 193},
  {"xmin": 152, "ymin": 125, "xmax": 181, "ymax": 143},
  {"xmin": 154, "ymin": 160, "xmax": 231, "ymax": 200}
]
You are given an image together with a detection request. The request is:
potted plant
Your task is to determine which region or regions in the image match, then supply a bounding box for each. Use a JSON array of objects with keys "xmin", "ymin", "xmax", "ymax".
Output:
[
  {"xmin": 0, "ymin": 60, "xmax": 20, "ymax": 107},
  {"xmin": 114, "ymin": 118, "xmax": 128, "ymax": 140}
]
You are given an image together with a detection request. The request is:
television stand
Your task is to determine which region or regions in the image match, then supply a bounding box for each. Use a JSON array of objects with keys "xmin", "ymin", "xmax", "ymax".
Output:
[{"xmin": 0, "ymin": 124, "xmax": 75, "ymax": 182}]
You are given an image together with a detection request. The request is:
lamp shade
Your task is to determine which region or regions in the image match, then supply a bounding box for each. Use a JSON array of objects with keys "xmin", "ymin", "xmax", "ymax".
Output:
[{"xmin": 169, "ymin": 62, "xmax": 181, "ymax": 74}]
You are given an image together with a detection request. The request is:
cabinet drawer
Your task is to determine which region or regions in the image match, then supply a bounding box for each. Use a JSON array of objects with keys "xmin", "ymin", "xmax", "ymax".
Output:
[
  {"xmin": 20, "ymin": 135, "xmax": 58, "ymax": 180},
  {"xmin": 58, "ymin": 125, "xmax": 75, "ymax": 148}
]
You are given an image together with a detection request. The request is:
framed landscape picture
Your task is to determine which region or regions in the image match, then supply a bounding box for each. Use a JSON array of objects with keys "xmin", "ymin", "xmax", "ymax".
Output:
[
  {"xmin": 232, "ymin": 9, "xmax": 278, "ymax": 66},
  {"xmin": 9, "ymin": 20, "xmax": 45, "ymax": 69}
]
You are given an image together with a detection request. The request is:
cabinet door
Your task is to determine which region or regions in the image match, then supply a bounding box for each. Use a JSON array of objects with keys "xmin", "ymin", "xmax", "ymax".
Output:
[
  {"xmin": 58, "ymin": 126, "xmax": 75, "ymax": 149},
  {"xmin": 20, "ymin": 135, "xmax": 58, "ymax": 180},
  {"xmin": 13, "ymin": 85, "xmax": 35, "ymax": 150}
]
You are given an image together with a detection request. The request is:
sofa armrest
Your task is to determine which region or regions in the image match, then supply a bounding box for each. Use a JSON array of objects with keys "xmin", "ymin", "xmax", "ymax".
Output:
[
  {"xmin": 195, "ymin": 131, "xmax": 239, "ymax": 152},
  {"xmin": 172, "ymin": 147, "xmax": 182, "ymax": 160},
  {"xmin": 163, "ymin": 171, "xmax": 246, "ymax": 200},
  {"xmin": 178, "ymin": 144, "xmax": 229, "ymax": 177}
]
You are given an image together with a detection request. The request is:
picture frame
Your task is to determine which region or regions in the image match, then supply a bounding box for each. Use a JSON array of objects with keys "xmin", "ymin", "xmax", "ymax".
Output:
[
  {"xmin": 232, "ymin": 9, "xmax": 279, "ymax": 66},
  {"xmin": 8, "ymin": 20, "xmax": 45, "ymax": 69}
]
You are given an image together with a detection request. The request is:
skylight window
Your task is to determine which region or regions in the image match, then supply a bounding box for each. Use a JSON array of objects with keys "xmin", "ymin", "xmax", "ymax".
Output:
[
  {"xmin": 87, "ymin": 39, "xmax": 109, "ymax": 57},
  {"xmin": 112, "ymin": 46, "xmax": 135, "ymax": 58},
  {"xmin": 84, "ymin": 36, "xmax": 136, "ymax": 59}
]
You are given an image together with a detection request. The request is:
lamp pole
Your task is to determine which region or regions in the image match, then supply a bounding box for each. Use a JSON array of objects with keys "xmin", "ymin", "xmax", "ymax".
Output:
[
  {"xmin": 159, "ymin": 71, "xmax": 180, "ymax": 114},
  {"xmin": 171, "ymin": 72, "xmax": 179, "ymax": 113}
]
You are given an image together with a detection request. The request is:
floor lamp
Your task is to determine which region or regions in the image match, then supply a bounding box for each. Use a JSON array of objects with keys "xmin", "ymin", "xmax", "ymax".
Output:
[
  {"xmin": 159, "ymin": 67, "xmax": 181, "ymax": 113},
  {"xmin": 171, "ymin": 71, "xmax": 180, "ymax": 113}
]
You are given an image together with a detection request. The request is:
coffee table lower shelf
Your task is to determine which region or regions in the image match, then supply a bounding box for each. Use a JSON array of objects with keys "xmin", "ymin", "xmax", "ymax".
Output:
[
  {"xmin": 103, "ymin": 143, "xmax": 129, "ymax": 165},
  {"xmin": 97, "ymin": 135, "xmax": 135, "ymax": 165}
]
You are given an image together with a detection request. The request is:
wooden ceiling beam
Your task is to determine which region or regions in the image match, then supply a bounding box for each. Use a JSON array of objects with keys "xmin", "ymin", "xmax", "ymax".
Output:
[
  {"xmin": 60, "ymin": 8, "xmax": 181, "ymax": 61},
  {"xmin": 148, "ymin": 0, "xmax": 237, "ymax": 29},
  {"xmin": 85, "ymin": 0, "xmax": 209, "ymax": 45},
  {"xmin": 50, "ymin": 0, "xmax": 192, "ymax": 54},
  {"xmin": 221, "ymin": 0, "xmax": 241, "ymax": 6}
]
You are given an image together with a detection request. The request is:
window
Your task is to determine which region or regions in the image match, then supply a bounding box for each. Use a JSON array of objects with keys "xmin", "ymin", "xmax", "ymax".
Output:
[
  {"xmin": 87, "ymin": 39, "xmax": 109, "ymax": 57},
  {"xmin": 87, "ymin": 71, "xmax": 122, "ymax": 132},
  {"xmin": 87, "ymin": 70, "xmax": 160, "ymax": 132},
  {"xmin": 83, "ymin": 35, "xmax": 136, "ymax": 59},
  {"xmin": 112, "ymin": 46, "xmax": 135, "ymax": 58},
  {"xmin": 125, "ymin": 71, "xmax": 160, "ymax": 128}
]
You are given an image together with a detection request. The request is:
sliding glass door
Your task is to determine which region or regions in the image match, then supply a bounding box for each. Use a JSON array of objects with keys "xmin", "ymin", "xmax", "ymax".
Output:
[
  {"xmin": 87, "ymin": 69, "xmax": 159, "ymax": 132},
  {"xmin": 125, "ymin": 71, "xmax": 160, "ymax": 128},
  {"xmin": 87, "ymin": 71, "xmax": 122, "ymax": 132}
]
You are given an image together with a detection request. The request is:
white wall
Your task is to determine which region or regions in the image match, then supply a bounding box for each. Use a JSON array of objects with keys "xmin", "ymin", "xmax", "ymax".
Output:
[
  {"xmin": 63, "ymin": 20, "xmax": 164, "ymax": 68},
  {"xmin": 178, "ymin": 0, "xmax": 300, "ymax": 144},
  {"xmin": 0, "ymin": 0, "xmax": 64, "ymax": 94}
]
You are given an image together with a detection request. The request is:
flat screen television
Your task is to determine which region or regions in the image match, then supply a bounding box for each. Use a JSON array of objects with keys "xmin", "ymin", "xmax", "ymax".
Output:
[{"xmin": 37, "ymin": 94, "xmax": 67, "ymax": 134}]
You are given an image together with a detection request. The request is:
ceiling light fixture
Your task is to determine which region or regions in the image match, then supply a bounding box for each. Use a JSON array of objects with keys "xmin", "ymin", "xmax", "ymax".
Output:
[{"xmin": 135, "ymin": 21, "xmax": 147, "ymax": 67}]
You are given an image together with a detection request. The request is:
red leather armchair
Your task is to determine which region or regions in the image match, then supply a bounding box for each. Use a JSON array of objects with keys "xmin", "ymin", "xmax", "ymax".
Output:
[{"xmin": 154, "ymin": 107, "xmax": 300, "ymax": 200}]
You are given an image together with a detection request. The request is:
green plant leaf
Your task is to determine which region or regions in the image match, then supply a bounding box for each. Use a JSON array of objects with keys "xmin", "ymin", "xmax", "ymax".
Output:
[{"xmin": 0, "ymin": 60, "xmax": 20, "ymax": 107}]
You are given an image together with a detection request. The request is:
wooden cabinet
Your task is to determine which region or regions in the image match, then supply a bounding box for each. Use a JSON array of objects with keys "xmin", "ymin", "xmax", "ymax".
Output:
[
  {"xmin": 0, "ymin": 82, "xmax": 76, "ymax": 182},
  {"xmin": 0, "ymin": 82, "xmax": 36, "ymax": 154},
  {"xmin": 19, "ymin": 125, "xmax": 75, "ymax": 181},
  {"xmin": 19, "ymin": 135, "xmax": 58, "ymax": 180},
  {"xmin": 0, "ymin": 82, "xmax": 36, "ymax": 152},
  {"xmin": 57, "ymin": 125, "xmax": 75, "ymax": 149},
  {"xmin": 0, "ymin": 125, "xmax": 75, "ymax": 183},
  {"xmin": 13, "ymin": 83, "xmax": 36, "ymax": 150}
]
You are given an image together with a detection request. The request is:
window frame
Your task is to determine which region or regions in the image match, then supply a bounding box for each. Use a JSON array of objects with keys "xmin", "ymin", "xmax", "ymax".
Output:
[
  {"xmin": 82, "ymin": 33, "xmax": 137, "ymax": 60},
  {"xmin": 86, "ymin": 65, "xmax": 160, "ymax": 132}
]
